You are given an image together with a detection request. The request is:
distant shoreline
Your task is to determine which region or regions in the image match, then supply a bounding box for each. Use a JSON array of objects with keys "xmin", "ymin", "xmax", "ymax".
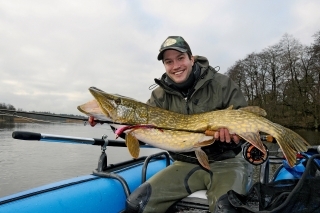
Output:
[{"xmin": 13, "ymin": 118, "xmax": 32, "ymax": 123}]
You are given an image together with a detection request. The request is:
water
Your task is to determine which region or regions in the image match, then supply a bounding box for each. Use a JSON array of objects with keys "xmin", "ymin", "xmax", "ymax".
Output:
[
  {"xmin": 0, "ymin": 122, "xmax": 160, "ymax": 197},
  {"xmin": 0, "ymin": 122, "xmax": 319, "ymax": 198}
]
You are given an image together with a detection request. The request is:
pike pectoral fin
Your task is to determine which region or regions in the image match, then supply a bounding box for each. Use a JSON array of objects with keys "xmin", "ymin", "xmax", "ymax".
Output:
[
  {"xmin": 193, "ymin": 139, "xmax": 215, "ymax": 148},
  {"xmin": 125, "ymin": 132, "xmax": 140, "ymax": 159},
  {"xmin": 239, "ymin": 132, "xmax": 266, "ymax": 154},
  {"xmin": 195, "ymin": 149, "xmax": 210, "ymax": 170}
]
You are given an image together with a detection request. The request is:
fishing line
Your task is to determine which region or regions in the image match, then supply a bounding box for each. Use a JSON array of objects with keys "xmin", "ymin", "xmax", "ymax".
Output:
[
  {"xmin": 173, "ymin": 152, "xmax": 217, "ymax": 162},
  {"xmin": 1, "ymin": 109, "xmax": 88, "ymax": 125},
  {"xmin": 3, "ymin": 113, "xmax": 66, "ymax": 124},
  {"xmin": 1, "ymin": 112, "xmax": 114, "ymax": 131}
]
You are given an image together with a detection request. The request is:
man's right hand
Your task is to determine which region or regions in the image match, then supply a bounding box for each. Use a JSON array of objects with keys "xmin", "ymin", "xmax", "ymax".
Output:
[
  {"xmin": 213, "ymin": 128, "xmax": 241, "ymax": 144},
  {"xmin": 88, "ymin": 116, "xmax": 98, "ymax": 127}
]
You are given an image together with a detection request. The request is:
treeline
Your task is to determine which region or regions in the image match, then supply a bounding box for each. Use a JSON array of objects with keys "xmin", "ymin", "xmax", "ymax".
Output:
[
  {"xmin": 226, "ymin": 31, "xmax": 320, "ymax": 129},
  {"xmin": 0, "ymin": 103, "xmax": 16, "ymax": 122},
  {"xmin": 0, "ymin": 103, "xmax": 16, "ymax": 110}
]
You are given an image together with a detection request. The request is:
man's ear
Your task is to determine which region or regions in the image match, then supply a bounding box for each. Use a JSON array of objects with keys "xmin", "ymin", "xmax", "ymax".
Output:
[{"xmin": 191, "ymin": 55, "xmax": 195, "ymax": 65}]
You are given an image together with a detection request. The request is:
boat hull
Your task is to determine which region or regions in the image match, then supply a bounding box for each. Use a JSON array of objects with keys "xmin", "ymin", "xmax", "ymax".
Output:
[{"xmin": 0, "ymin": 155, "xmax": 170, "ymax": 213}]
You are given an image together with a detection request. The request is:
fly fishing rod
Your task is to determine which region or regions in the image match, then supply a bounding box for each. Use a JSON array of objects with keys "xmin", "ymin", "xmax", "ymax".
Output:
[
  {"xmin": 11, "ymin": 131, "xmax": 152, "ymax": 148},
  {"xmin": 0, "ymin": 109, "xmax": 116, "ymax": 125},
  {"xmin": 12, "ymin": 129, "xmax": 274, "ymax": 166},
  {"xmin": 11, "ymin": 130, "xmax": 167, "ymax": 174},
  {"xmin": 1, "ymin": 109, "xmax": 90, "ymax": 121},
  {"xmin": 2, "ymin": 109, "xmax": 242, "ymax": 134}
]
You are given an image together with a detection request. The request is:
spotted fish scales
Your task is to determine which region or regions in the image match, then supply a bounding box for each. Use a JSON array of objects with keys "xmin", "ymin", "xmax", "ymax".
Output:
[{"xmin": 78, "ymin": 87, "xmax": 309, "ymax": 168}]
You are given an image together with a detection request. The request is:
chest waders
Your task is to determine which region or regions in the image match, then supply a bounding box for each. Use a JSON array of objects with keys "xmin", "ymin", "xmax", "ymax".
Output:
[{"xmin": 125, "ymin": 154, "xmax": 251, "ymax": 213}]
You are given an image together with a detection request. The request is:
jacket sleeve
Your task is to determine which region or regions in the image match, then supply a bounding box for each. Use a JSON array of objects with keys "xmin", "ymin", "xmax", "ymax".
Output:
[
  {"xmin": 146, "ymin": 93, "xmax": 158, "ymax": 107},
  {"xmin": 218, "ymin": 73, "xmax": 247, "ymax": 109},
  {"xmin": 146, "ymin": 88, "xmax": 165, "ymax": 108}
]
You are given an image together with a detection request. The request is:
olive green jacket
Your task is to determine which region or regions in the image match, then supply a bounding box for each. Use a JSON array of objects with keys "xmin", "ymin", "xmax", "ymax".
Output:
[{"xmin": 147, "ymin": 56, "xmax": 248, "ymax": 163}]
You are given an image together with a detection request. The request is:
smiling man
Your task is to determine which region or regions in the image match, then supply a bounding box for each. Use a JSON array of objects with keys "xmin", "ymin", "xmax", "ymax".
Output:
[
  {"xmin": 124, "ymin": 36, "xmax": 250, "ymax": 212},
  {"xmin": 163, "ymin": 49, "xmax": 193, "ymax": 84}
]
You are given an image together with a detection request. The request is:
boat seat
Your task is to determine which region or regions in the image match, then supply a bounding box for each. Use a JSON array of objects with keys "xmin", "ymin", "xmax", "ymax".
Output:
[
  {"xmin": 166, "ymin": 190, "xmax": 209, "ymax": 212},
  {"xmin": 183, "ymin": 190, "xmax": 208, "ymax": 205},
  {"xmin": 167, "ymin": 156, "xmax": 254, "ymax": 212},
  {"xmin": 187, "ymin": 190, "xmax": 207, "ymax": 200}
]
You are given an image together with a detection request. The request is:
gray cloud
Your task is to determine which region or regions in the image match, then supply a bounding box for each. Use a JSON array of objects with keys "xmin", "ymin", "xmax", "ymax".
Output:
[{"xmin": 1, "ymin": 0, "xmax": 319, "ymax": 115}]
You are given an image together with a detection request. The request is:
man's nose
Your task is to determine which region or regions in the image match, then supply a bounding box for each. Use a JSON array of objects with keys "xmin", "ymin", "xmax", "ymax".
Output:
[{"xmin": 172, "ymin": 60, "xmax": 180, "ymax": 69}]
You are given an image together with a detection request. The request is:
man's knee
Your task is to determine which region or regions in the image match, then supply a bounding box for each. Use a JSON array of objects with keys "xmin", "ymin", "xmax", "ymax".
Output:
[{"xmin": 125, "ymin": 182, "xmax": 152, "ymax": 213}]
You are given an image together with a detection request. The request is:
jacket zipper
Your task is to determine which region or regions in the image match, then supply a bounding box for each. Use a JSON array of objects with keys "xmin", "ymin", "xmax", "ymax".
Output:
[{"xmin": 185, "ymin": 97, "xmax": 190, "ymax": 114}]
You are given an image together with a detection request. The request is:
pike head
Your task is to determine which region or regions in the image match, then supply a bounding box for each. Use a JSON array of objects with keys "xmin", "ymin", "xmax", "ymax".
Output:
[{"xmin": 88, "ymin": 87, "xmax": 148, "ymax": 125}]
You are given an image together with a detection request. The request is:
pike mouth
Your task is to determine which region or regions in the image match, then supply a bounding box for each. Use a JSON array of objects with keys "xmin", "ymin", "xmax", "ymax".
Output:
[
  {"xmin": 77, "ymin": 99, "xmax": 113, "ymax": 122},
  {"xmin": 114, "ymin": 124, "xmax": 158, "ymax": 138},
  {"xmin": 89, "ymin": 87, "xmax": 117, "ymax": 119}
]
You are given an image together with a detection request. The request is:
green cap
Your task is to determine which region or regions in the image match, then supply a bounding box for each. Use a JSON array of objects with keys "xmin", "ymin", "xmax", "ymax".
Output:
[{"xmin": 157, "ymin": 36, "xmax": 192, "ymax": 60}]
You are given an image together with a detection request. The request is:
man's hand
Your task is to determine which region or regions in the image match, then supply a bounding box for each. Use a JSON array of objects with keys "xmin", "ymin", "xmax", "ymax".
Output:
[
  {"xmin": 88, "ymin": 116, "xmax": 98, "ymax": 127},
  {"xmin": 214, "ymin": 128, "xmax": 240, "ymax": 144}
]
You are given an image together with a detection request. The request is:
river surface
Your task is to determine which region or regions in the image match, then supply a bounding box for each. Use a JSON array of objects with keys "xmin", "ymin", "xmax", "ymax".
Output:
[
  {"xmin": 0, "ymin": 122, "xmax": 319, "ymax": 198},
  {"xmin": 0, "ymin": 122, "xmax": 160, "ymax": 198}
]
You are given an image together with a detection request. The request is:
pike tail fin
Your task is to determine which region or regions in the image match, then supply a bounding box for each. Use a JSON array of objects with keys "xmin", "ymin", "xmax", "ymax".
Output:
[
  {"xmin": 195, "ymin": 149, "xmax": 210, "ymax": 170},
  {"xmin": 273, "ymin": 124, "xmax": 309, "ymax": 167}
]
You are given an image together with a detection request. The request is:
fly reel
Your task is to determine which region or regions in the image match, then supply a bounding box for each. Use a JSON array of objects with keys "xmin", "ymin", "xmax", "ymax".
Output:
[{"xmin": 242, "ymin": 142, "xmax": 269, "ymax": 165}]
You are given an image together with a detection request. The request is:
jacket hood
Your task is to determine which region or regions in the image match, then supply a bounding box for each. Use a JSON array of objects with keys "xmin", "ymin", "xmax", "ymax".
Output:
[{"xmin": 194, "ymin": 55, "xmax": 209, "ymax": 68}]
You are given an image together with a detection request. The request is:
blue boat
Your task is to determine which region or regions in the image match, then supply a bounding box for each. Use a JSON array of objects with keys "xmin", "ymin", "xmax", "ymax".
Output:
[{"xmin": 0, "ymin": 131, "xmax": 319, "ymax": 213}]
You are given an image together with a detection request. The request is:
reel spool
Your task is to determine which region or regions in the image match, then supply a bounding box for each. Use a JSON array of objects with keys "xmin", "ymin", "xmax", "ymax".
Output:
[{"xmin": 242, "ymin": 142, "xmax": 269, "ymax": 165}]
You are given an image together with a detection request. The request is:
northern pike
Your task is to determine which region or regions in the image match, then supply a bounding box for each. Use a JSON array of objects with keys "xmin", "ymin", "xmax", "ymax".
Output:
[
  {"xmin": 78, "ymin": 87, "xmax": 309, "ymax": 168},
  {"xmin": 78, "ymin": 99, "xmax": 215, "ymax": 169}
]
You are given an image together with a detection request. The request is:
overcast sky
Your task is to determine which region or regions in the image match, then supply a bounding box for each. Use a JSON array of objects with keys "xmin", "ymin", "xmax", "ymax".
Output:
[{"xmin": 1, "ymin": 0, "xmax": 320, "ymax": 115}]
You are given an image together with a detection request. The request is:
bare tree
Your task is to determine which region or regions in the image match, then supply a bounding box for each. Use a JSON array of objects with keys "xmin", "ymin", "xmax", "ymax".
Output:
[{"xmin": 226, "ymin": 31, "xmax": 320, "ymax": 129}]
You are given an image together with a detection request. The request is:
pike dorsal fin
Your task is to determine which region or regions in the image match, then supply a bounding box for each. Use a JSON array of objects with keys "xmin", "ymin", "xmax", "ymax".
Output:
[
  {"xmin": 125, "ymin": 132, "xmax": 140, "ymax": 159},
  {"xmin": 226, "ymin": 105, "xmax": 233, "ymax": 110},
  {"xmin": 239, "ymin": 106, "xmax": 267, "ymax": 117}
]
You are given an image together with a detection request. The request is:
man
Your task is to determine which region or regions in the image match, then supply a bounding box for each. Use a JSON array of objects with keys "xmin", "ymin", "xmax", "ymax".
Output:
[
  {"xmin": 90, "ymin": 36, "xmax": 250, "ymax": 212},
  {"xmin": 124, "ymin": 36, "xmax": 250, "ymax": 213}
]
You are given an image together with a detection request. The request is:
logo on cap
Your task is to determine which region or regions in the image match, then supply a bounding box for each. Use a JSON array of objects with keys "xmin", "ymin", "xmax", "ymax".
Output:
[{"xmin": 163, "ymin": 38, "xmax": 177, "ymax": 47}]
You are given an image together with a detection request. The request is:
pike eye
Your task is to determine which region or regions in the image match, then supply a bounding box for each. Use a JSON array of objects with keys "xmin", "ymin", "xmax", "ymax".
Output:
[{"xmin": 115, "ymin": 98, "xmax": 121, "ymax": 105}]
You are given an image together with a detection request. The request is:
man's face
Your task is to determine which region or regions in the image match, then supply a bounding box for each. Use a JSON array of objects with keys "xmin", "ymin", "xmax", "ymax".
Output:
[{"xmin": 163, "ymin": 49, "xmax": 194, "ymax": 84}]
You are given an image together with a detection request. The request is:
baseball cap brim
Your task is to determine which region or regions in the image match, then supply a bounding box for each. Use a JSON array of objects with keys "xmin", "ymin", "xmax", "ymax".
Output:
[{"xmin": 157, "ymin": 47, "xmax": 188, "ymax": 60}]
